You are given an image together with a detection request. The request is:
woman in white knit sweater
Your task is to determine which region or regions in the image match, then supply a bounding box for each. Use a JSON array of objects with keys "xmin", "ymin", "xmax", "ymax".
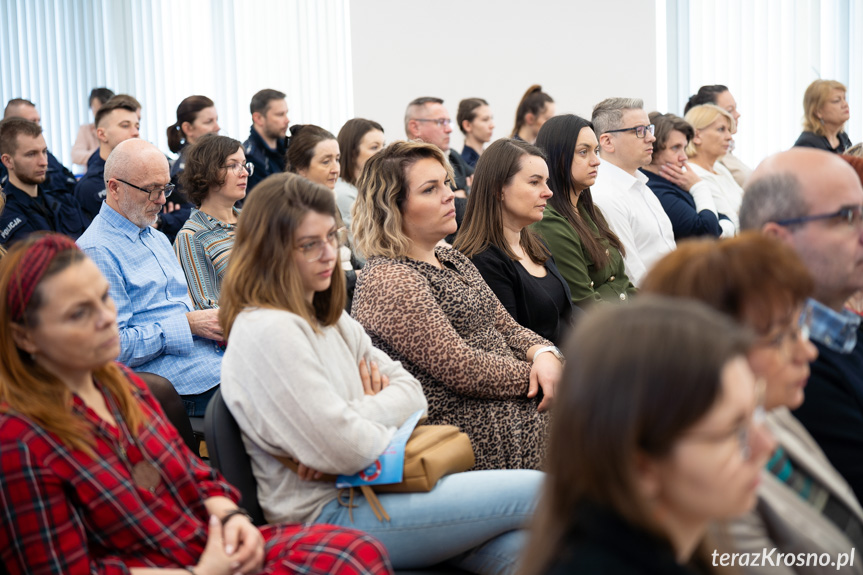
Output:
[{"xmin": 219, "ymin": 173, "xmax": 542, "ymax": 575}]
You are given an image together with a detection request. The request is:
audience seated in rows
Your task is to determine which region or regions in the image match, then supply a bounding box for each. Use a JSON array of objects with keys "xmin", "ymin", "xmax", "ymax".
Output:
[
  {"xmin": 454, "ymin": 138, "xmax": 575, "ymax": 346},
  {"xmin": 739, "ymin": 147, "xmax": 863, "ymax": 505},
  {"xmin": 644, "ymin": 233, "xmax": 863, "ymax": 573},
  {"xmin": 642, "ymin": 111, "xmax": 731, "ymax": 240},
  {"xmin": 684, "ymin": 84, "xmax": 751, "ymax": 186},
  {"xmin": 219, "ymin": 173, "xmax": 542, "ymax": 573},
  {"xmin": 0, "ymin": 118, "xmax": 86, "ymax": 245},
  {"xmin": 71, "ymin": 87, "xmax": 114, "ymax": 168},
  {"xmin": 0, "ymin": 233, "xmax": 393, "ymax": 575},
  {"xmin": 521, "ymin": 297, "xmax": 773, "ymax": 574},
  {"xmin": 794, "ymin": 79, "xmax": 852, "ymax": 154},
  {"xmin": 2, "ymin": 98, "xmax": 78, "ymax": 196},
  {"xmin": 174, "ymin": 134, "xmax": 247, "ymax": 310},
  {"xmin": 457, "ymin": 97, "xmax": 494, "ymax": 168},
  {"xmin": 74, "ymin": 94, "xmax": 142, "ymax": 223},
  {"xmin": 76, "ymin": 139, "xmax": 223, "ymax": 416},
  {"xmin": 352, "ymin": 141, "xmax": 562, "ymax": 470},
  {"xmin": 243, "ymin": 88, "xmax": 290, "ymax": 194},
  {"xmin": 532, "ymin": 114, "xmax": 636, "ymax": 308},
  {"xmin": 590, "ymin": 97, "xmax": 675, "ymax": 286},
  {"xmin": 684, "ymin": 104, "xmax": 743, "ymax": 233},
  {"xmin": 511, "ymin": 85, "xmax": 555, "ymax": 145},
  {"xmin": 335, "ymin": 118, "xmax": 385, "ymax": 230},
  {"xmin": 163, "ymin": 95, "xmax": 221, "ymax": 243}
]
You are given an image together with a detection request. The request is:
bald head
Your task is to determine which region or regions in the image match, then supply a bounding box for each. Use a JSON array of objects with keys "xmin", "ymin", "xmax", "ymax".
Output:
[
  {"xmin": 741, "ymin": 147, "xmax": 863, "ymax": 310},
  {"xmin": 105, "ymin": 139, "xmax": 170, "ymax": 228}
]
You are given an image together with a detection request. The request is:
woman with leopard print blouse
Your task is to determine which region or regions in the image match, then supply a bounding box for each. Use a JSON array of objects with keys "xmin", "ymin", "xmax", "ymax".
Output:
[{"xmin": 351, "ymin": 141, "xmax": 563, "ymax": 471}]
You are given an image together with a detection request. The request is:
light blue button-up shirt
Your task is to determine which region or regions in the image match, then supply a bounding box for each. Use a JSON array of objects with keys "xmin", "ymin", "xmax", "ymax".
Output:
[{"xmin": 77, "ymin": 202, "xmax": 221, "ymax": 395}]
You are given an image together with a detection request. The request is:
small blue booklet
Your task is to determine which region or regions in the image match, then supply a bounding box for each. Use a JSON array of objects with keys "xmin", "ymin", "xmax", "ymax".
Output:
[{"xmin": 336, "ymin": 409, "xmax": 424, "ymax": 488}]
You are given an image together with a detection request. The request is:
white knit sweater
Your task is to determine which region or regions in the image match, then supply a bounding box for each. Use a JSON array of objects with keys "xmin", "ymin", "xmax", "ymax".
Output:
[{"xmin": 221, "ymin": 308, "xmax": 427, "ymax": 524}]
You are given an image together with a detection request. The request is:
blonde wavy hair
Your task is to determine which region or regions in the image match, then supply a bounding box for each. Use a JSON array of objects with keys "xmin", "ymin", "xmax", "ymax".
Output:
[
  {"xmin": 683, "ymin": 104, "xmax": 737, "ymax": 158},
  {"xmin": 351, "ymin": 140, "xmax": 453, "ymax": 259},
  {"xmin": 802, "ymin": 79, "xmax": 847, "ymax": 136}
]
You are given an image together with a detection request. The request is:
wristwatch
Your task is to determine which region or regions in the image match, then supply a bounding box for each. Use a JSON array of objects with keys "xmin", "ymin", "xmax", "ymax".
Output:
[{"xmin": 532, "ymin": 345, "xmax": 564, "ymax": 364}]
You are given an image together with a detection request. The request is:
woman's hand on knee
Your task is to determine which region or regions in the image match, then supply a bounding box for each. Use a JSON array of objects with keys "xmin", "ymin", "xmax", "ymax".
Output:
[{"xmin": 528, "ymin": 354, "xmax": 563, "ymax": 412}]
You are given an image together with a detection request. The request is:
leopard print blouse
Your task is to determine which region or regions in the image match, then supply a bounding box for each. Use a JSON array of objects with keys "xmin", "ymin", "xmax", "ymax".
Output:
[{"xmin": 352, "ymin": 247, "xmax": 552, "ymax": 470}]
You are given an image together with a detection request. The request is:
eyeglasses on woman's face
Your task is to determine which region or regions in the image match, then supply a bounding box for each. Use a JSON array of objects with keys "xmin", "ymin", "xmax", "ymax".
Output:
[{"xmin": 295, "ymin": 227, "xmax": 348, "ymax": 262}]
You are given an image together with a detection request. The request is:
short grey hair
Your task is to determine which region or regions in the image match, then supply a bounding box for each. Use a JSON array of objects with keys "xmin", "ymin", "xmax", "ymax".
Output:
[
  {"xmin": 739, "ymin": 173, "xmax": 808, "ymax": 230},
  {"xmin": 404, "ymin": 96, "xmax": 443, "ymax": 136},
  {"xmin": 591, "ymin": 97, "xmax": 644, "ymax": 136}
]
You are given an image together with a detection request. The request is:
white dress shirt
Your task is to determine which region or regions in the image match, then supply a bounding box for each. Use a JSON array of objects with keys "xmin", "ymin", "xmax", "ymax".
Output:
[{"xmin": 591, "ymin": 161, "xmax": 676, "ymax": 286}]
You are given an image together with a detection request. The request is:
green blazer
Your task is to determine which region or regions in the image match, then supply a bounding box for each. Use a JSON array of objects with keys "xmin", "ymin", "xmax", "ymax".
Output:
[{"xmin": 532, "ymin": 203, "xmax": 636, "ymax": 309}]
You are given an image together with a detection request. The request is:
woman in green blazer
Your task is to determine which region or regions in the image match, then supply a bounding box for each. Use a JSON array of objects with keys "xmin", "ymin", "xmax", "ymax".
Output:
[{"xmin": 532, "ymin": 114, "xmax": 636, "ymax": 308}]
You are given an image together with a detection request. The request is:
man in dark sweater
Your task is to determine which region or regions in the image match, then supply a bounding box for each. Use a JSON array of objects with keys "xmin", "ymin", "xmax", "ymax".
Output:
[{"xmin": 740, "ymin": 147, "xmax": 863, "ymax": 503}]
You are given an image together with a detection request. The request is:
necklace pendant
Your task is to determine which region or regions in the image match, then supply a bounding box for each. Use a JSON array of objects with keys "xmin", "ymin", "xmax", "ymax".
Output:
[{"xmin": 131, "ymin": 460, "xmax": 161, "ymax": 492}]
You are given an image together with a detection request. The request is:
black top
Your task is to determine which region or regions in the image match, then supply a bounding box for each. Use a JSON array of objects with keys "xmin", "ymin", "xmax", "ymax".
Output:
[
  {"xmin": 242, "ymin": 125, "xmax": 289, "ymax": 195},
  {"xmin": 545, "ymin": 501, "xmax": 706, "ymax": 575},
  {"xmin": 469, "ymin": 243, "xmax": 575, "ymax": 345},
  {"xmin": 74, "ymin": 152, "xmax": 107, "ymax": 224},
  {"xmin": 792, "ymin": 324, "xmax": 863, "ymax": 504},
  {"xmin": 461, "ymin": 145, "xmax": 480, "ymax": 168},
  {"xmin": 0, "ymin": 181, "xmax": 87, "ymax": 245},
  {"xmin": 793, "ymin": 131, "xmax": 853, "ymax": 154}
]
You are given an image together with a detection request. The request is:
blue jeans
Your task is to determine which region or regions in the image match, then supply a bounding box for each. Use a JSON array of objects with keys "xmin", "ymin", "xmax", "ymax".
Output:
[
  {"xmin": 314, "ymin": 469, "xmax": 543, "ymax": 574},
  {"xmin": 180, "ymin": 385, "xmax": 219, "ymax": 417}
]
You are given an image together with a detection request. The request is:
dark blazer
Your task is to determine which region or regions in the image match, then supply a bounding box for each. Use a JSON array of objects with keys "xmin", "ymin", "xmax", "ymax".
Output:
[
  {"xmin": 545, "ymin": 501, "xmax": 705, "ymax": 575},
  {"xmin": 642, "ymin": 169, "xmax": 723, "ymax": 240},
  {"xmin": 469, "ymin": 243, "xmax": 575, "ymax": 345},
  {"xmin": 793, "ymin": 131, "xmax": 853, "ymax": 154}
]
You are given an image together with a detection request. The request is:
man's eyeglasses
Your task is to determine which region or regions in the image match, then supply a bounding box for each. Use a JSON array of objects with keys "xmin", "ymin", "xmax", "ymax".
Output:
[
  {"xmin": 605, "ymin": 124, "xmax": 655, "ymax": 139},
  {"xmin": 224, "ymin": 161, "xmax": 254, "ymax": 176},
  {"xmin": 116, "ymin": 178, "xmax": 174, "ymax": 201},
  {"xmin": 295, "ymin": 228, "xmax": 348, "ymax": 262},
  {"xmin": 414, "ymin": 118, "xmax": 452, "ymax": 128},
  {"xmin": 772, "ymin": 204, "xmax": 863, "ymax": 228}
]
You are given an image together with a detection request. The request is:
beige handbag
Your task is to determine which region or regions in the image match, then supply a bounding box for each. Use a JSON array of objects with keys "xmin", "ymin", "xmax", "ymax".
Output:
[{"xmin": 276, "ymin": 424, "xmax": 475, "ymax": 521}]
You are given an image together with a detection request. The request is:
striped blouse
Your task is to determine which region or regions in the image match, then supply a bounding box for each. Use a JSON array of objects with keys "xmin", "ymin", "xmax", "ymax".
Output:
[{"xmin": 173, "ymin": 207, "xmax": 239, "ymax": 309}]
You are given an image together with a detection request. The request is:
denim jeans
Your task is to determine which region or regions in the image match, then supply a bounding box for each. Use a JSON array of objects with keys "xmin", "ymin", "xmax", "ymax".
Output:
[
  {"xmin": 180, "ymin": 385, "xmax": 219, "ymax": 417},
  {"xmin": 314, "ymin": 469, "xmax": 543, "ymax": 574}
]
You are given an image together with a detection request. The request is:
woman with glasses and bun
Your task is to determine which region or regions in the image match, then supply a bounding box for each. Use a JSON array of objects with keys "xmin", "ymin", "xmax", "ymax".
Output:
[
  {"xmin": 521, "ymin": 296, "xmax": 774, "ymax": 575},
  {"xmin": 0, "ymin": 233, "xmax": 393, "ymax": 575},
  {"xmin": 174, "ymin": 134, "xmax": 250, "ymax": 310},
  {"xmin": 643, "ymin": 233, "xmax": 863, "ymax": 574}
]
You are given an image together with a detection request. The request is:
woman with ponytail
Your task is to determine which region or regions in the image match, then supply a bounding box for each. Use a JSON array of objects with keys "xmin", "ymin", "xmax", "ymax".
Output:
[
  {"xmin": 511, "ymin": 85, "xmax": 555, "ymax": 144},
  {"xmin": 162, "ymin": 96, "xmax": 221, "ymax": 243}
]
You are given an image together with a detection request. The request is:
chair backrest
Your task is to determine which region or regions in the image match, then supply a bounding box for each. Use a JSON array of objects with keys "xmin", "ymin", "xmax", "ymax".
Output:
[{"xmin": 204, "ymin": 389, "xmax": 266, "ymax": 525}]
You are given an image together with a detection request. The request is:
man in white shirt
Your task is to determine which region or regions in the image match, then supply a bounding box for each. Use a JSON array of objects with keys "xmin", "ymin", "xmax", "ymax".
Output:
[{"xmin": 590, "ymin": 97, "xmax": 676, "ymax": 285}]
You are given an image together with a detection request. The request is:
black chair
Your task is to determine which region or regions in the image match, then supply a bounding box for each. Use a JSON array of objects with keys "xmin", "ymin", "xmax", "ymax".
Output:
[
  {"xmin": 137, "ymin": 372, "xmax": 198, "ymax": 454},
  {"xmin": 204, "ymin": 389, "xmax": 266, "ymax": 525}
]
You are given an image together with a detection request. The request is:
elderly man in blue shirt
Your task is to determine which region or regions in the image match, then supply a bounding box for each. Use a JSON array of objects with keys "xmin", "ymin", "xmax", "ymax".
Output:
[{"xmin": 77, "ymin": 138, "xmax": 222, "ymax": 416}]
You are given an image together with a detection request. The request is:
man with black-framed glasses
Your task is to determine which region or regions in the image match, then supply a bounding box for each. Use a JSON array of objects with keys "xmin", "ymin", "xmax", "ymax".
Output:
[
  {"xmin": 741, "ymin": 146, "xmax": 863, "ymax": 504},
  {"xmin": 77, "ymin": 138, "xmax": 224, "ymax": 418},
  {"xmin": 590, "ymin": 97, "xmax": 676, "ymax": 286}
]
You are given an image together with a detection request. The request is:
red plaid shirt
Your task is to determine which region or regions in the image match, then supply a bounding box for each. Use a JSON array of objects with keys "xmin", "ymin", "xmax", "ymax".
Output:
[{"xmin": 0, "ymin": 366, "xmax": 392, "ymax": 575}]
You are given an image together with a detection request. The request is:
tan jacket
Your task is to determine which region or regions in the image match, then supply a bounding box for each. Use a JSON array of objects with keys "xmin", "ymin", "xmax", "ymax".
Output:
[{"xmin": 729, "ymin": 407, "xmax": 863, "ymax": 574}]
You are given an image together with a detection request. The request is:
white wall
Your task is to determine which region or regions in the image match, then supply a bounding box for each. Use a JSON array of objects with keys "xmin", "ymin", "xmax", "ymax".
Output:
[{"xmin": 351, "ymin": 0, "xmax": 659, "ymax": 151}]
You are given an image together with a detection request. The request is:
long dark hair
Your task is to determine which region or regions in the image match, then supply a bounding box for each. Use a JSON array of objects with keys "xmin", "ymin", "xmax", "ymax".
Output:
[
  {"xmin": 454, "ymin": 138, "xmax": 549, "ymax": 264},
  {"xmin": 520, "ymin": 296, "xmax": 752, "ymax": 575},
  {"xmin": 167, "ymin": 95, "xmax": 215, "ymax": 153},
  {"xmin": 535, "ymin": 114, "xmax": 624, "ymax": 268}
]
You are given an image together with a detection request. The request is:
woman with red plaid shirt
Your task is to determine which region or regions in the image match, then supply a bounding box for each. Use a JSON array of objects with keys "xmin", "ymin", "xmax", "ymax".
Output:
[{"xmin": 0, "ymin": 233, "xmax": 393, "ymax": 575}]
